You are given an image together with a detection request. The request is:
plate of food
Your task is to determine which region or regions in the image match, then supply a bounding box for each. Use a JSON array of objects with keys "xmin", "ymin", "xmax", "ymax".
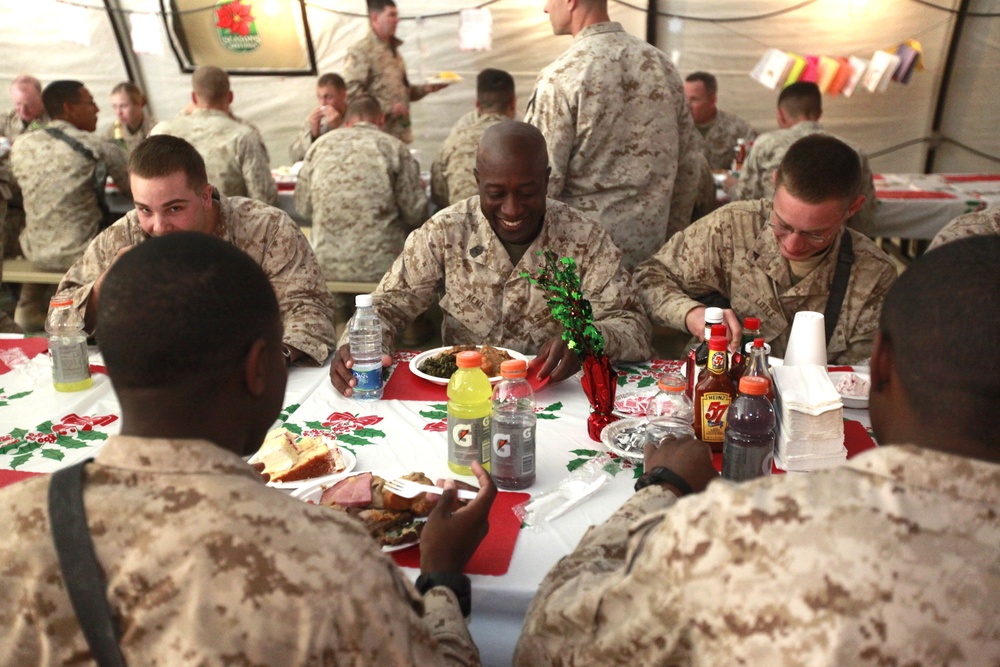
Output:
[
  {"xmin": 409, "ymin": 344, "xmax": 527, "ymax": 385},
  {"xmin": 828, "ymin": 370, "xmax": 870, "ymax": 409},
  {"xmin": 249, "ymin": 428, "xmax": 356, "ymax": 490},
  {"xmin": 600, "ymin": 417, "xmax": 648, "ymax": 462},
  {"xmin": 425, "ymin": 71, "xmax": 462, "ymax": 85},
  {"xmin": 291, "ymin": 471, "xmax": 437, "ymax": 552}
]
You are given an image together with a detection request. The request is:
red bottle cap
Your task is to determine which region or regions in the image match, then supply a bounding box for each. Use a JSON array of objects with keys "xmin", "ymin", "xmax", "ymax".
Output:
[
  {"xmin": 744, "ymin": 317, "xmax": 761, "ymax": 330},
  {"xmin": 710, "ymin": 324, "xmax": 727, "ymax": 338},
  {"xmin": 739, "ymin": 375, "xmax": 771, "ymax": 395},
  {"xmin": 456, "ymin": 351, "xmax": 483, "ymax": 368},
  {"xmin": 753, "ymin": 337, "xmax": 764, "ymax": 348},
  {"xmin": 708, "ymin": 336, "xmax": 727, "ymax": 352}
]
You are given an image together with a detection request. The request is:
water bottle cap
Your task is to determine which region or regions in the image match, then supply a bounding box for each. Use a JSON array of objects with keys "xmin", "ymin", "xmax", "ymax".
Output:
[
  {"xmin": 744, "ymin": 317, "xmax": 761, "ymax": 330},
  {"xmin": 739, "ymin": 375, "xmax": 771, "ymax": 395},
  {"xmin": 456, "ymin": 350, "xmax": 483, "ymax": 368},
  {"xmin": 355, "ymin": 294, "xmax": 373, "ymax": 308},
  {"xmin": 705, "ymin": 307, "xmax": 724, "ymax": 324},
  {"xmin": 500, "ymin": 359, "xmax": 527, "ymax": 378},
  {"xmin": 657, "ymin": 371, "xmax": 685, "ymax": 392},
  {"xmin": 49, "ymin": 297, "xmax": 73, "ymax": 308}
]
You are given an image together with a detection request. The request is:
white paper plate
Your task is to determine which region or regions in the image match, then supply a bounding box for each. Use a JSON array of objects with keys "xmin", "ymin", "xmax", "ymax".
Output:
[
  {"xmin": 292, "ymin": 473, "xmax": 424, "ymax": 552},
  {"xmin": 409, "ymin": 346, "xmax": 527, "ymax": 385},
  {"xmin": 828, "ymin": 370, "xmax": 870, "ymax": 410},
  {"xmin": 248, "ymin": 436, "xmax": 357, "ymax": 490},
  {"xmin": 426, "ymin": 76, "xmax": 461, "ymax": 85},
  {"xmin": 600, "ymin": 417, "xmax": 648, "ymax": 461}
]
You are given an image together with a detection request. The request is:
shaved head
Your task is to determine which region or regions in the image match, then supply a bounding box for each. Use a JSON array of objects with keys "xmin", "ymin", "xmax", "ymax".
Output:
[
  {"xmin": 192, "ymin": 66, "xmax": 230, "ymax": 106},
  {"xmin": 477, "ymin": 120, "xmax": 548, "ymax": 173}
]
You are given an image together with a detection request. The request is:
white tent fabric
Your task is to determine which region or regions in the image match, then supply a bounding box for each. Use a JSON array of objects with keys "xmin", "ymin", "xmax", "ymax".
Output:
[{"xmin": 2, "ymin": 0, "xmax": 998, "ymax": 176}]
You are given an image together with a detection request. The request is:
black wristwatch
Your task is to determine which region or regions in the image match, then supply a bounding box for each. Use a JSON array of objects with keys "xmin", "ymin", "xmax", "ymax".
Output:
[
  {"xmin": 634, "ymin": 466, "xmax": 693, "ymax": 496},
  {"xmin": 415, "ymin": 572, "xmax": 472, "ymax": 617}
]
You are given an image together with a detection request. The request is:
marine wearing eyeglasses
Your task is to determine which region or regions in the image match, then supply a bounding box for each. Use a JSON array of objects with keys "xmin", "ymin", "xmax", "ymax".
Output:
[{"xmin": 634, "ymin": 133, "xmax": 897, "ymax": 365}]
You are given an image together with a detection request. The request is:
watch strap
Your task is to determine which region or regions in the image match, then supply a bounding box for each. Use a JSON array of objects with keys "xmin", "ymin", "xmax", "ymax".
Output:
[
  {"xmin": 415, "ymin": 572, "xmax": 472, "ymax": 617},
  {"xmin": 634, "ymin": 466, "xmax": 694, "ymax": 496}
]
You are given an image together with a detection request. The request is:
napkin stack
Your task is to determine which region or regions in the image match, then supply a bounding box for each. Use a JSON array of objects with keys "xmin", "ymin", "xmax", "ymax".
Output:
[{"xmin": 772, "ymin": 365, "xmax": 846, "ymax": 471}]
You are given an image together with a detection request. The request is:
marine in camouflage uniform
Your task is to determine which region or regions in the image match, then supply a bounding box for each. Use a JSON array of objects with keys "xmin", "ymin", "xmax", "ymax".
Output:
[
  {"xmin": 695, "ymin": 107, "xmax": 757, "ymax": 171},
  {"xmin": 431, "ymin": 112, "xmax": 509, "ymax": 208},
  {"xmin": 344, "ymin": 30, "xmax": 428, "ymax": 144},
  {"xmin": 524, "ymin": 21, "xmax": 701, "ymax": 270},
  {"xmin": 514, "ymin": 445, "xmax": 1000, "ymax": 666},
  {"xmin": 0, "ymin": 436, "xmax": 480, "ymax": 665},
  {"xmin": 151, "ymin": 109, "xmax": 277, "ymax": 205},
  {"xmin": 634, "ymin": 199, "xmax": 897, "ymax": 364},
  {"xmin": 338, "ymin": 196, "xmax": 652, "ymax": 361},
  {"xmin": 733, "ymin": 121, "xmax": 878, "ymax": 235},
  {"xmin": 57, "ymin": 191, "xmax": 337, "ymax": 364},
  {"xmin": 0, "ymin": 109, "xmax": 50, "ymax": 140},
  {"xmin": 296, "ymin": 120, "xmax": 426, "ymax": 282},
  {"xmin": 0, "ymin": 109, "xmax": 49, "ymax": 259},
  {"xmin": 11, "ymin": 118, "xmax": 129, "ymax": 271},
  {"xmin": 928, "ymin": 205, "xmax": 1000, "ymax": 250},
  {"xmin": 100, "ymin": 112, "xmax": 157, "ymax": 154}
]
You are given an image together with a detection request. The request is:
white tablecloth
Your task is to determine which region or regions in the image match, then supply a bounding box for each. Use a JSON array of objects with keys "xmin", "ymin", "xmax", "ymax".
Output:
[
  {"xmin": 0, "ymin": 345, "xmax": 873, "ymax": 666},
  {"xmin": 872, "ymin": 173, "xmax": 995, "ymax": 239}
]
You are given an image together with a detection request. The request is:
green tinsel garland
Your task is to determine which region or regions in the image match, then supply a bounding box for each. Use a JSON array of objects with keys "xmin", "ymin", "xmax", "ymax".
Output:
[{"xmin": 520, "ymin": 250, "xmax": 605, "ymax": 358}]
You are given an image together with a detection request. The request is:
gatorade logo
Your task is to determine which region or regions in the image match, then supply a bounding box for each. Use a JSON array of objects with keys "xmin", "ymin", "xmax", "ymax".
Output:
[
  {"xmin": 493, "ymin": 433, "xmax": 511, "ymax": 458},
  {"xmin": 452, "ymin": 424, "xmax": 473, "ymax": 448}
]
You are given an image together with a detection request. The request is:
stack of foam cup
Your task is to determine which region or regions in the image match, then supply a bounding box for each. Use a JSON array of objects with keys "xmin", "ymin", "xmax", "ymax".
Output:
[{"xmin": 772, "ymin": 312, "xmax": 846, "ymax": 471}]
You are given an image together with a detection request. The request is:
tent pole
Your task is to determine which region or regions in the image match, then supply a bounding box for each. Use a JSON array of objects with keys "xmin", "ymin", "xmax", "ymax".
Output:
[
  {"xmin": 924, "ymin": 0, "xmax": 970, "ymax": 173},
  {"xmin": 646, "ymin": 0, "xmax": 658, "ymax": 45},
  {"xmin": 102, "ymin": 0, "xmax": 147, "ymax": 92}
]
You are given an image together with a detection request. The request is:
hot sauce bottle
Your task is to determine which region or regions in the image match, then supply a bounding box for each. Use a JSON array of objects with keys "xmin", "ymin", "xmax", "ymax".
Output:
[{"xmin": 694, "ymin": 336, "xmax": 737, "ymax": 452}]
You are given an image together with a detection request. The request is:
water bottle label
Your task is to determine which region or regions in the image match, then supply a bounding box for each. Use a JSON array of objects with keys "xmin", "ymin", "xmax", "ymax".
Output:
[
  {"xmin": 352, "ymin": 366, "xmax": 382, "ymax": 392},
  {"xmin": 50, "ymin": 340, "xmax": 91, "ymax": 384},
  {"xmin": 448, "ymin": 414, "xmax": 490, "ymax": 468}
]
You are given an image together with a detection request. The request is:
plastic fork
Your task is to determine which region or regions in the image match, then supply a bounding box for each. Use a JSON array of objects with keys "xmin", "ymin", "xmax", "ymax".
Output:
[{"xmin": 384, "ymin": 478, "xmax": 478, "ymax": 501}]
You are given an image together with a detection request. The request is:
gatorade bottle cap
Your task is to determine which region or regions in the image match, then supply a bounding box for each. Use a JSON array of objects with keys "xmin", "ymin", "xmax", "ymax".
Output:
[
  {"xmin": 500, "ymin": 359, "xmax": 527, "ymax": 378},
  {"xmin": 456, "ymin": 351, "xmax": 483, "ymax": 368},
  {"xmin": 657, "ymin": 372, "xmax": 686, "ymax": 392},
  {"xmin": 49, "ymin": 297, "xmax": 73, "ymax": 308},
  {"xmin": 739, "ymin": 375, "xmax": 771, "ymax": 395}
]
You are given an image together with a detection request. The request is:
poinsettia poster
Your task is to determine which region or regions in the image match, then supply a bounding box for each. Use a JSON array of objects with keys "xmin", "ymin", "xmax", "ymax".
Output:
[{"xmin": 160, "ymin": 0, "xmax": 316, "ymax": 74}]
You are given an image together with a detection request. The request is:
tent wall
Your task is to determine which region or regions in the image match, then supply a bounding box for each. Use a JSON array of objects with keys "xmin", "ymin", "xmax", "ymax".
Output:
[{"xmin": 1, "ymin": 0, "xmax": 997, "ymax": 176}]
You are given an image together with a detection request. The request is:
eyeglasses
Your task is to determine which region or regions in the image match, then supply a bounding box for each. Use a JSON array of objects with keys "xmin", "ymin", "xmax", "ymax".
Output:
[{"xmin": 768, "ymin": 208, "xmax": 845, "ymax": 246}]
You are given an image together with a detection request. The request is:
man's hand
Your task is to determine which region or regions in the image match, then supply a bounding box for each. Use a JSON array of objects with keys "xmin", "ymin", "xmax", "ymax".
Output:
[
  {"xmin": 528, "ymin": 336, "xmax": 582, "ymax": 384},
  {"xmin": 420, "ymin": 461, "xmax": 496, "ymax": 574},
  {"xmin": 643, "ymin": 435, "xmax": 717, "ymax": 495},
  {"xmin": 684, "ymin": 305, "xmax": 742, "ymax": 353},
  {"xmin": 307, "ymin": 105, "xmax": 343, "ymax": 139},
  {"xmin": 329, "ymin": 343, "xmax": 391, "ymax": 397},
  {"xmin": 422, "ymin": 82, "xmax": 448, "ymax": 95}
]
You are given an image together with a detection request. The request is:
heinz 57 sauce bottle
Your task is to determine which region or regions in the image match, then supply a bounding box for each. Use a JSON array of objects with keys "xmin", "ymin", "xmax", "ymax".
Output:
[{"xmin": 694, "ymin": 335, "xmax": 736, "ymax": 452}]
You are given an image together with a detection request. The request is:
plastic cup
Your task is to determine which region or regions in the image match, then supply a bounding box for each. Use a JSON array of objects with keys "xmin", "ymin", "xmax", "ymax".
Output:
[{"xmin": 784, "ymin": 311, "xmax": 827, "ymax": 366}]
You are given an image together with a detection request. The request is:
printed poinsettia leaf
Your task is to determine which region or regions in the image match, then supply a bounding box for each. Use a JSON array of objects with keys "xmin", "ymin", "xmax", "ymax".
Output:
[
  {"xmin": 353, "ymin": 428, "xmax": 385, "ymax": 439},
  {"xmin": 9, "ymin": 454, "xmax": 32, "ymax": 469},
  {"xmin": 55, "ymin": 436, "xmax": 91, "ymax": 449},
  {"xmin": 73, "ymin": 430, "xmax": 107, "ymax": 441},
  {"xmin": 333, "ymin": 433, "xmax": 377, "ymax": 447},
  {"xmin": 41, "ymin": 448, "xmax": 65, "ymax": 461}
]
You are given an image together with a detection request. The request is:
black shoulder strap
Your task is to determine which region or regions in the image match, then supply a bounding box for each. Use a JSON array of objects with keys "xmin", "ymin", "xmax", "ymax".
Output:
[
  {"xmin": 48, "ymin": 460, "xmax": 128, "ymax": 667},
  {"xmin": 44, "ymin": 127, "xmax": 113, "ymax": 229},
  {"xmin": 824, "ymin": 230, "xmax": 854, "ymax": 345}
]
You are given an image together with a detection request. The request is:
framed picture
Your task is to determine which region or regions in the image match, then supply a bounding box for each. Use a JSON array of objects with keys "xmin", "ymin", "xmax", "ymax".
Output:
[{"xmin": 160, "ymin": 0, "xmax": 317, "ymax": 75}]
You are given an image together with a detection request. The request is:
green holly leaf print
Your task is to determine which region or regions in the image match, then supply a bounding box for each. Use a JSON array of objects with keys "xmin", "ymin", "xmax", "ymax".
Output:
[
  {"xmin": 55, "ymin": 436, "xmax": 90, "ymax": 449},
  {"xmin": 41, "ymin": 449, "xmax": 65, "ymax": 461},
  {"xmin": 34, "ymin": 420, "xmax": 54, "ymax": 434},
  {"xmin": 9, "ymin": 454, "xmax": 32, "ymax": 470},
  {"xmin": 334, "ymin": 433, "xmax": 377, "ymax": 447},
  {"xmin": 72, "ymin": 430, "xmax": 108, "ymax": 441},
  {"xmin": 420, "ymin": 408, "xmax": 448, "ymax": 420},
  {"xmin": 353, "ymin": 428, "xmax": 385, "ymax": 439},
  {"xmin": 278, "ymin": 403, "xmax": 301, "ymax": 421},
  {"xmin": 283, "ymin": 423, "xmax": 303, "ymax": 436},
  {"xmin": 637, "ymin": 376, "xmax": 657, "ymax": 388}
]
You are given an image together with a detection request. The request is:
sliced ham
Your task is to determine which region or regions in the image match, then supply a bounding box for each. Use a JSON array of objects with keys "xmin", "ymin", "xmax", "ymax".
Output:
[{"xmin": 320, "ymin": 472, "xmax": 372, "ymax": 508}]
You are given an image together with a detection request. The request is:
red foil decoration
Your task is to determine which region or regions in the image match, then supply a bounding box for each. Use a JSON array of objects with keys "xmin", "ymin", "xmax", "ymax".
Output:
[{"xmin": 582, "ymin": 354, "xmax": 619, "ymax": 441}]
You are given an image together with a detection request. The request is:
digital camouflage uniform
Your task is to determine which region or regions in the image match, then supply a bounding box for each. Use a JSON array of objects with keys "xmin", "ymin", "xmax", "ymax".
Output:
[
  {"xmin": 151, "ymin": 109, "xmax": 277, "ymax": 205},
  {"xmin": 295, "ymin": 122, "xmax": 426, "ymax": 282},
  {"xmin": 100, "ymin": 112, "xmax": 157, "ymax": 154},
  {"xmin": 339, "ymin": 196, "xmax": 652, "ymax": 361},
  {"xmin": 10, "ymin": 119, "xmax": 129, "ymax": 271},
  {"xmin": 0, "ymin": 436, "xmax": 480, "ymax": 666},
  {"xmin": 515, "ymin": 445, "xmax": 1000, "ymax": 666},
  {"xmin": 695, "ymin": 107, "xmax": 757, "ymax": 171},
  {"xmin": 928, "ymin": 205, "xmax": 1000, "ymax": 250},
  {"xmin": 430, "ymin": 111, "xmax": 508, "ymax": 209},
  {"xmin": 732, "ymin": 121, "xmax": 878, "ymax": 235},
  {"xmin": 289, "ymin": 115, "xmax": 343, "ymax": 164},
  {"xmin": 344, "ymin": 31, "xmax": 427, "ymax": 144},
  {"xmin": 57, "ymin": 191, "xmax": 337, "ymax": 364},
  {"xmin": 0, "ymin": 110, "xmax": 49, "ymax": 259},
  {"xmin": 634, "ymin": 199, "xmax": 897, "ymax": 365},
  {"xmin": 524, "ymin": 22, "xmax": 700, "ymax": 271}
]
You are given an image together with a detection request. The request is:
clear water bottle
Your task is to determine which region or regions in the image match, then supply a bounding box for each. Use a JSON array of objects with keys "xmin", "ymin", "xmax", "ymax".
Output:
[
  {"xmin": 722, "ymin": 376, "xmax": 776, "ymax": 482},
  {"xmin": 447, "ymin": 351, "xmax": 492, "ymax": 475},
  {"xmin": 490, "ymin": 359, "xmax": 536, "ymax": 490},
  {"xmin": 646, "ymin": 371, "xmax": 694, "ymax": 447},
  {"xmin": 348, "ymin": 294, "xmax": 383, "ymax": 400},
  {"xmin": 45, "ymin": 297, "xmax": 93, "ymax": 392}
]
